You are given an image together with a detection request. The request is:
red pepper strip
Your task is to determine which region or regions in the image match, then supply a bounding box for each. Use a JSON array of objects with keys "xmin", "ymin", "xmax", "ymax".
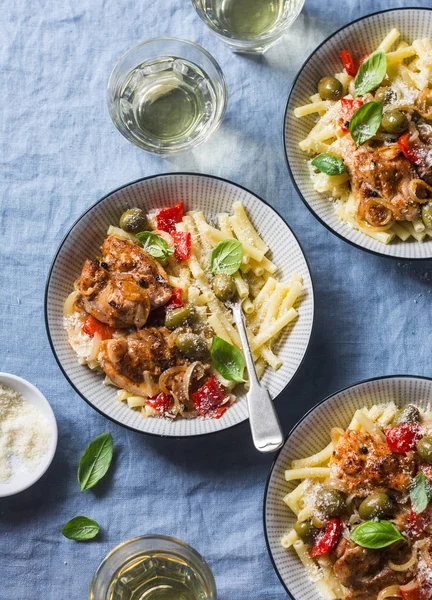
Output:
[
  {"xmin": 192, "ymin": 375, "xmax": 227, "ymax": 417},
  {"xmin": 408, "ymin": 508, "xmax": 430, "ymax": 540},
  {"xmin": 340, "ymin": 98, "xmax": 364, "ymax": 132},
  {"xmin": 400, "ymin": 580, "xmax": 430, "ymax": 600},
  {"xmin": 385, "ymin": 423, "xmax": 420, "ymax": 454},
  {"xmin": 340, "ymin": 49, "xmax": 358, "ymax": 77},
  {"xmin": 164, "ymin": 287, "xmax": 184, "ymax": 311},
  {"xmin": 173, "ymin": 231, "xmax": 191, "ymax": 262},
  {"xmin": 310, "ymin": 517, "xmax": 342, "ymax": 558},
  {"xmin": 146, "ymin": 393, "xmax": 171, "ymax": 414},
  {"xmin": 156, "ymin": 202, "xmax": 184, "ymax": 234},
  {"xmin": 398, "ymin": 132, "xmax": 424, "ymax": 166},
  {"xmin": 82, "ymin": 315, "xmax": 115, "ymax": 340}
]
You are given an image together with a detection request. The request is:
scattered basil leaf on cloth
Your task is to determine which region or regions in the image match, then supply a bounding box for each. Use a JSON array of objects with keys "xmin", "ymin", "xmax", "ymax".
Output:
[
  {"xmin": 210, "ymin": 240, "xmax": 243, "ymax": 275},
  {"xmin": 136, "ymin": 231, "xmax": 174, "ymax": 261},
  {"xmin": 350, "ymin": 520, "xmax": 404, "ymax": 549},
  {"xmin": 410, "ymin": 469, "xmax": 432, "ymax": 514},
  {"xmin": 210, "ymin": 336, "xmax": 247, "ymax": 383},
  {"xmin": 78, "ymin": 432, "xmax": 113, "ymax": 491},
  {"xmin": 354, "ymin": 50, "xmax": 387, "ymax": 96},
  {"xmin": 62, "ymin": 516, "xmax": 100, "ymax": 541},
  {"xmin": 349, "ymin": 101, "xmax": 383, "ymax": 145},
  {"xmin": 311, "ymin": 154, "xmax": 346, "ymax": 176}
]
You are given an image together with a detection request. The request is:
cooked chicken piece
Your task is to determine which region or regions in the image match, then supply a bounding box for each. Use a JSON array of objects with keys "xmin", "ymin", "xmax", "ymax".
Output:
[
  {"xmin": 330, "ymin": 429, "xmax": 414, "ymax": 496},
  {"xmin": 333, "ymin": 537, "xmax": 412, "ymax": 599},
  {"xmin": 99, "ymin": 327, "xmax": 181, "ymax": 396},
  {"xmin": 343, "ymin": 139, "xmax": 425, "ymax": 224},
  {"xmin": 101, "ymin": 235, "xmax": 172, "ymax": 308},
  {"xmin": 75, "ymin": 235, "xmax": 172, "ymax": 328}
]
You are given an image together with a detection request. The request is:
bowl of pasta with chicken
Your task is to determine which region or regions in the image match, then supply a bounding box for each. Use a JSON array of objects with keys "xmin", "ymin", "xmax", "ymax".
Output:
[
  {"xmin": 264, "ymin": 375, "xmax": 432, "ymax": 600},
  {"xmin": 284, "ymin": 8, "xmax": 432, "ymax": 259},
  {"xmin": 45, "ymin": 173, "xmax": 314, "ymax": 437}
]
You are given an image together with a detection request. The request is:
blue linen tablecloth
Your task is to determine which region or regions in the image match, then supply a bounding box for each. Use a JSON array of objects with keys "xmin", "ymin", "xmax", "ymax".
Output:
[{"xmin": 1, "ymin": 0, "xmax": 432, "ymax": 598}]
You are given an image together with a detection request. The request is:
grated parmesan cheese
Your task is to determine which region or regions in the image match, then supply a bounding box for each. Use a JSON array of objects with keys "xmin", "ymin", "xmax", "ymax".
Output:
[{"xmin": 0, "ymin": 384, "xmax": 52, "ymax": 482}]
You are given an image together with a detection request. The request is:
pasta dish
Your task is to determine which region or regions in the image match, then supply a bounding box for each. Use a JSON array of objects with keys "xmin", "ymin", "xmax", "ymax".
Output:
[
  {"xmin": 64, "ymin": 201, "xmax": 304, "ymax": 420},
  {"xmin": 282, "ymin": 402, "xmax": 432, "ymax": 599},
  {"xmin": 295, "ymin": 28, "xmax": 432, "ymax": 245}
]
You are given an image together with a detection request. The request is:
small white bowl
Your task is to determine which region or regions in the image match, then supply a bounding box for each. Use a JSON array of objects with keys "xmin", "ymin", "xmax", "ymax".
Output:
[
  {"xmin": 0, "ymin": 373, "xmax": 58, "ymax": 498},
  {"xmin": 284, "ymin": 7, "xmax": 432, "ymax": 260},
  {"xmin": 264, "ymin": 375, "xmax": 432, "ymax": 599},
  {"xmin": 45, "ymin": 173, "xmax": 314, "ymax": 438}
]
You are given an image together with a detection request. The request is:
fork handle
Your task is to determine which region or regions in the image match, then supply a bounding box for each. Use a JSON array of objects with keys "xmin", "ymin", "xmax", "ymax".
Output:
[{"xmin": 232, "ymin": 303, "xmax": 284, "ymax": 453}]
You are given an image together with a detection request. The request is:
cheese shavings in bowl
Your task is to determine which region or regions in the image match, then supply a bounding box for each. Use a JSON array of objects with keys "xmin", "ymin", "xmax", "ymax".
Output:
[{"xmin": 0, "ymin": 383, "xmax": 52, "ymax": 482}]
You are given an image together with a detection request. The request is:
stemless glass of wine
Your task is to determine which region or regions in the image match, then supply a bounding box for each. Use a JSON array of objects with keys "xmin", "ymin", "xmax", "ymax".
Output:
[
  {"xmin": 107, "ymin": 38, "xmax": 228, "ymax": 155},
  {"xmin": 192, "ymin": 0, "xmax": 304, "ymax": 54},
  {"xmin": 89, "ymin": 535, "xmax": 217, "ymax": 599}
]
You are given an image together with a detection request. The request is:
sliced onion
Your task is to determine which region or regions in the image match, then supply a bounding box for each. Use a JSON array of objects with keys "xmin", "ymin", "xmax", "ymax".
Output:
[
  {"xmin": 408, "ymin": 178, "xmax": 432, "ymax": 202},
  {"xmin": 143, "ymin": 371, "xmax": 158, "ymax": 397},
  {"xmin": 388, "ymin": 549, "xmax": 417, "ymax": 572},
  {"xmin": 63, "ymin": 291, "xmax": 79, "ymax": 317},
  {"xmin": 88, "ymin": 332, "xmax": 102, "ymax": 362},
  {"xmin": 183, "ymin": 362, "xmax": 200, "ymax": 403},
  {"xmin": 377, "ymin": 585, "xmax": 402, "ymax": 599},
  {"xmin": 159, "ymin": 366, "xmax": 188, "ymax": 417}
]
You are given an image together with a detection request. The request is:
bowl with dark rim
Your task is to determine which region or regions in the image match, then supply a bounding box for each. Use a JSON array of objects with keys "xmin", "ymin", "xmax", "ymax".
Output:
[
  {"xmin": 264, "ymin": 374, "xmax": 432, "ymax": 599},
  {"xmin": 284, "ymin": 7, "xmax": 432, "ymax": 261},
  {"xmin": 45, "ymin": 173, "xmax": 314, "ymax": 438}
]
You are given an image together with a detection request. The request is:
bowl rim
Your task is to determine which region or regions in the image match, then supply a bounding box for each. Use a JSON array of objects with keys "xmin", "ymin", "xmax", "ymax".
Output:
[
  {"xmin": 263, "ymin": 373, "xmax": 432, "ymax": 599},
  {"xmin": 0, "ymin": 372, "xmax": 58, "ymax": 497},
  {"xmin": 44, "ymin": 172, "xmax": 316, "ymax": 439},
  {"xmin": 283, "ymin": 6, "xmax": 432, "ymax": 262}
]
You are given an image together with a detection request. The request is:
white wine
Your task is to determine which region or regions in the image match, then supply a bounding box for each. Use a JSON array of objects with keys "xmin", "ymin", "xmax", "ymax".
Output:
[
  {"xmin": 107, "ymin": 551, "xmax": 211, "ymax": 600},
  {"xmin": 119, "ymin": 57, "xmax": 217, "ymax": 147},
  {"xmin": 208, "ymin": 0, "xmax": 284, "ymax": 37}
]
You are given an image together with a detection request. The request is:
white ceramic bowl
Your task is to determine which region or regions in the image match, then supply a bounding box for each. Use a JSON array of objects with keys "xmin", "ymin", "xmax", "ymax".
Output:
[
  {"xmin": 264, "ymin": 375, "xmax": 432, "ymax": 599},
  {"xmin": 0, "ymin": 373, "xmax": 58, "ymax": 497},
  {"xmin": 284, "ymin": 7, "xmax": 432, "ymax": 260},
  {"xmin": 45, "ymin": 173, "xmax": 314, "ymax": 438}
]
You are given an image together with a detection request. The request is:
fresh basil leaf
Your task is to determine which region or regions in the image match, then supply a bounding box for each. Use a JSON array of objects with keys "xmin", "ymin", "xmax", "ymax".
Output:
[
  {"xmin": 410, "ymin": 469, "xmax": 432, "ymax": 515},
  {"xmin": 78, "ymin": 432, "xmax": 113, "ymax": 491},
  {"xmin": 62, "ymin": 516, "xmax": 100, "ymax": 541},
  {"xmin": 210, "ymin": 240, "xmax": 243, "ymax": 275},
  {"xmin": 349, "ymin": 101, "xmax": 383, "ymax": 145},
  {"xmin": 355, "ymin": 50, "xmax": 387, "ymax": 96},
  {"xmin": 211, "ymin": 336, "xmax": 247, "ymax": 383},
  {"xmin": 136, "ymin": 231, "xmax": 174, "ymax": 261},
  {"xmin": 350, "ymin": 520, "xmax": 404, "ymax": 549},
  {"xmin": 311, "ymin": 154, "xmax": 346, "ymax": 176}
]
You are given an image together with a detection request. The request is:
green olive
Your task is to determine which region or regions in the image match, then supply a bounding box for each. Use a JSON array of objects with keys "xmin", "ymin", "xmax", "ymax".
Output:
[
  {"xmin": 316, "ymin": 489, "xmax": 346, "ymax": 517},
  {"xmin": 417, "ymin": 436, "xmax": 432, "ymax": 462},
  {"xmin": 175, "ymin": 332, "xmax": 209, "ymax": 360},
  {"xmin": 358, "ymin": 493, "xmax": 394, "ymax": 520},
  {"xmin": 294, "ymin": 520, "xmax": 319, "ymax": 540},
  {"xmin": 165, "ymin": 306, "xmax": 195, "ymax": 329},
  {"xmin": 393, "ymin": 404, "xmax": 421, "ymax": 425},
  {"xmin": 212, "ymin": 274, "xmax": 236, "ymax": 302},
  {"xmin": 119, "ymin": 208, "xmax": 148, "ymax": 233},
  {"xmin": 422, "ymin": 202, "xmax": 432, "ymax": 230},
  {"xmin": 381, "ymin": 110, "xmax": 409, "ymax": 135},
  {"xmin": 318, "ymin": 76, "xmax": 343, "ymax": 101},
  {"xmin": 374, "ymin": 86, "xmax": 396, "ymax": 104}
]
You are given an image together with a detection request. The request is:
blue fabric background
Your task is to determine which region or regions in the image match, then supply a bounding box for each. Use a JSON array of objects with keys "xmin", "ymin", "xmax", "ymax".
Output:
[{"xmin": 1, "ymin": 1, "xmax": 432, "ymax": 598}]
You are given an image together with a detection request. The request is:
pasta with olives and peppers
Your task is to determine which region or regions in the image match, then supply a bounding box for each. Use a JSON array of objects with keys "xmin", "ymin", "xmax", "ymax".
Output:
[
  {"xmin": 295, "ymin": 29, "xmax": 432, "ymax": 244},
  {"xmin": 63, "ymin": 202, "xmax": 304, "ymax": 420},
  {"xmin": 282, "ymin": 403, "xmax": 432, "ymax": 600}
]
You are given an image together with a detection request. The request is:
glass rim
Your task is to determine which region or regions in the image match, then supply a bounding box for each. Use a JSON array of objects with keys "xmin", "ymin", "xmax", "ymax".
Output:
[
  {"xmin": 107, "ymin": 36, "xmax": 228, "ymax": 155},
  {"xmin": 191, "ymin": 0, "xmax": 305, "ymax": 45},
  {"xmin": 89, "ymin": 534, "xmax": 217, "ymax": 598}
]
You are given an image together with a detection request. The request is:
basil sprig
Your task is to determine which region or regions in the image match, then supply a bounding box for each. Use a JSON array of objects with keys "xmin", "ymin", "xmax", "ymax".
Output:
[
  {"xmin": 355, "ymin": 50, "xmax": 387, "ymax": 96},
  {"xmin": 349, "ymin": 101, "xmax": 383, "ymax": 145},
  {"xmin": 210, "ymin": 336, "xmax": 247, "ymax": 383},
  {"xmin": 62, "ymin": 516, "xmax": 100, "ymax": 541},
  {"xmin": 210, "ymin": 240, "xmax": 243, "ymax": 275},
  {"xmin": 350, "ymin": 520, "xmax": 404, "ymax": 549},
  {"xmin": 136, "ymin": 231, "xmax": 174, "ymax": 261},
  {"xmin": 311, "ymin": 154, "xmax": 346, "ymax": 176},
  {"xmin": 78, "ymin": 432, "xmax": 114, "ymax": 492},
  {"xmin": 410, "ymin": 469, "xmax": 432, "ymax": 515}
]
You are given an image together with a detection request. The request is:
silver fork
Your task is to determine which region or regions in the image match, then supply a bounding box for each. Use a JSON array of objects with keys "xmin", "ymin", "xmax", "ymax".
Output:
[{"xmin": 232, "ymin": 301, "xmax": 284, "ymax": 453}]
